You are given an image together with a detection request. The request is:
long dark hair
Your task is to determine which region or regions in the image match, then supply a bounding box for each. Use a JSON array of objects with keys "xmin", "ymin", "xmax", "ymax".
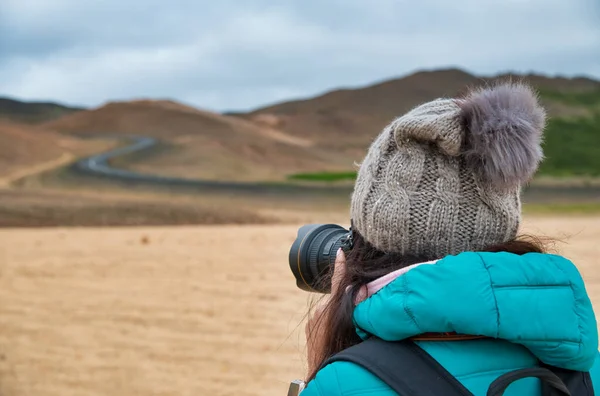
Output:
[{"xmin": 305, "ymin": 232, "xmax": 549, "ymax": 382}]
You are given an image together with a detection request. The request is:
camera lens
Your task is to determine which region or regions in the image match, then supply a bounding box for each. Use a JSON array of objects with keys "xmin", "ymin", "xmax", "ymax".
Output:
[{"xmin": 288, "ymin": 224, "xmax": 348, "ymax": 293}]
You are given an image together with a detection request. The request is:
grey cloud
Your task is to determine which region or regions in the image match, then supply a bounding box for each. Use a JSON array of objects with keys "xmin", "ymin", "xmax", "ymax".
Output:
[{"xmin": 1, "ymin": 0, "xmax": 599, "ymax": 111}]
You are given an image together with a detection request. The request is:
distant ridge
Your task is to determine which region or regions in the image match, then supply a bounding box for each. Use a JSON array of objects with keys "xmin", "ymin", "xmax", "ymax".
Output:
[
  {"xmin": 244, "ymin": 68, "xmax": 600, "ymax": 114},
  {"xmin": 0, "ymin": 96, "xmax": 84, "ymax": 124}
]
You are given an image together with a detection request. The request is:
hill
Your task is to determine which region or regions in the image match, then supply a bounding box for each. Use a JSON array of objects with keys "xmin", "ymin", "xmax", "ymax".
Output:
[
  {"xmin": 240, "ymin": 68, "xmax": 600, "ymax": 178},
  {"xmin": 43, "ymin": 100, "xmax": 352, "ymax": 182},
  {"xmin": 0, "ymin": 97, "xmax": 83, "ymax": 124}
]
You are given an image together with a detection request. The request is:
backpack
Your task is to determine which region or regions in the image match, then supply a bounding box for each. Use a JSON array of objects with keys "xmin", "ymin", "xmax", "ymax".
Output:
[{"xmin": 321, "ymin": 337, "xmax": 595, "ymax": 396}]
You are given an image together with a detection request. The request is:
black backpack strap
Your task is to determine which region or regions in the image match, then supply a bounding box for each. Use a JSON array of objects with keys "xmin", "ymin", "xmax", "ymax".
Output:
[
  {"xmin": 320, "ymin": 337, "xmax": 473, "ymax": 396},
  {"xmin": 487, "ymin": 367, "xmax": 572, "ymax": 396},
  {"xmin": 543, "ymin": 365, "xmax": 595, "ymax": 396}
]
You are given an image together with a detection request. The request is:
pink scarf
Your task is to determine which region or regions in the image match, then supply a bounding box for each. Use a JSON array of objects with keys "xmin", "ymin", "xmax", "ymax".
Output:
[{"xmin": 353, "ymin": 259, "xmax": 438, "ymax": 305}]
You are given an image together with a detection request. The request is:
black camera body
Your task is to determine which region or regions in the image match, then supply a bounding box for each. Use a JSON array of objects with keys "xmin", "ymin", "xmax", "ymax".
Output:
[{"xmin": 288, "ymin": 223, "xmax": 353, "ymax": 293}]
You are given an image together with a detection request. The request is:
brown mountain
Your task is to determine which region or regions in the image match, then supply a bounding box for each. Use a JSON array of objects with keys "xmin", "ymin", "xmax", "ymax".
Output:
[
  {"xmin": 43, "ymin": 100, "xmax": 351, "ymax": 181},
  {"xmin": 239, "ymin": 68, "xmax": 600, "ymax": 156}
]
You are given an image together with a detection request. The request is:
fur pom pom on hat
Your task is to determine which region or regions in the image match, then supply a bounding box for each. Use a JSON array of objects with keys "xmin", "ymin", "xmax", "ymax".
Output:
[
  {"xmin": 458, "ymin": 83, "xmax": 546, "ymax": 190},
  {"xmin": 350, "ymin": 82, "xmax": 546, "ymax": 257}
]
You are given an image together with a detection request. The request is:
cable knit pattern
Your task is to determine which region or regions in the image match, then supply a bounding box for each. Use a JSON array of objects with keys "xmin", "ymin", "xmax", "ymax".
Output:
[{"xmin": 350, "ymin": 84, "xmax": 545, "ymax": 256}]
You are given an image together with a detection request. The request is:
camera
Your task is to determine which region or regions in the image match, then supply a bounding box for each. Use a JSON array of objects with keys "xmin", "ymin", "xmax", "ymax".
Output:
[{"xmin": 288, "ymin": 223, "xmax": 353, "ymax": 293}]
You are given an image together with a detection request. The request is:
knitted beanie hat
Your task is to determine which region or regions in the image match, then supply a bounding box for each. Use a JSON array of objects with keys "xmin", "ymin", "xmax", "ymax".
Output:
[{"xmin": 350, "ymin": 83, "xmax": 546, "ymax": 258}]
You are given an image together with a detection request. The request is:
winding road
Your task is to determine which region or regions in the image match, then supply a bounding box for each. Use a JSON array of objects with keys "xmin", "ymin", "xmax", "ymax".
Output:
[
  {"xmin": 72, "ymin": 135, "xmax": 600, "ymax": 202},
  {"xmin": 72, "ymin": 136, "xmax": 352, "ymax": 196}
]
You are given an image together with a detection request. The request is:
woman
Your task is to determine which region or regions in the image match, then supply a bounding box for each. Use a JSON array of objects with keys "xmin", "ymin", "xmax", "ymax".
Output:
[{"xmin": 300, "ymin": 83, "xmax": 600, "ymax": 395}]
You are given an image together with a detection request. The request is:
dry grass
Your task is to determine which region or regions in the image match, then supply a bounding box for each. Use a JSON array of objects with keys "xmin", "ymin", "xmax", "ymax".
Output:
[
  {"xmin": 0, "ymin": 216, "xmax": 599, "ymax": 396},
  {"xmin": 0, "ymin": 188, "xmax": 276, "ymax": 227},
  {"xmin": 0, "ymin": 122, "xmax": 113, "ymax": 182}
]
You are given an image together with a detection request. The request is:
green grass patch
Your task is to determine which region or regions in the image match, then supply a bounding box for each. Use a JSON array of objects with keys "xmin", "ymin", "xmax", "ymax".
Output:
[
  {"xmin": 538, "ymin": 89, "xmax": 600, "ymax": 107},
  {"xmin": 288, "ymin": 171, "xmax": 357, "ymax": 182},
  {"xmin": 538, "ymin": 113, "xmax": 600, "ymax": 177},
  {"xmin": 536, "ymin": 89, "xmax": 600, "ymax": 177},
  {"xmin": 523, "ymin": 202, "xmax": 600, "ymax": 215}
]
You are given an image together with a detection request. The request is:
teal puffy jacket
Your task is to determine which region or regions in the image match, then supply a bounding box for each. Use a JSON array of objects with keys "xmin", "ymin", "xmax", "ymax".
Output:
[{"xmin": 301, "ymin": 252, "xmax": 600, "ymax": 395}]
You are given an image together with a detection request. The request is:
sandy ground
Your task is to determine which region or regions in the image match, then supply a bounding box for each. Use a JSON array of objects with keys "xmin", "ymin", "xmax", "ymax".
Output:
[{"xmin": 0, "ymin": 216, "xmax": 599, "ymax": 396}]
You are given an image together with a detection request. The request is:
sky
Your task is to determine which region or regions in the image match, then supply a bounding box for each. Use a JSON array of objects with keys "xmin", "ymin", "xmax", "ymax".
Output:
[{"xmin": 1, "ymin": 0, "xmax": 599, "ymax": 112}]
